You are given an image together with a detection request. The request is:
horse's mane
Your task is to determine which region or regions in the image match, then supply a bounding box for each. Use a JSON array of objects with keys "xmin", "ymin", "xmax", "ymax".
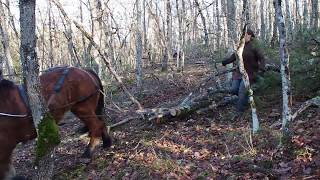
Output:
[
  {"xmin": 0, "ymin": 79, "xmax": 15, "ymax": 97},
  {"xmin": 42, "ymin": 66, "xmax": 69, "ymax": 74},
  {"xmin": 0, "ymin": 79, "xmax": 15, "ymax": 89}
]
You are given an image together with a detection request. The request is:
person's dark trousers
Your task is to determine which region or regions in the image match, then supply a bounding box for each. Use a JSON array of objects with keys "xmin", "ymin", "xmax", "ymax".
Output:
[{"xmin": 229, "ymin": 79, "xmax": 249, "ymax": 112}]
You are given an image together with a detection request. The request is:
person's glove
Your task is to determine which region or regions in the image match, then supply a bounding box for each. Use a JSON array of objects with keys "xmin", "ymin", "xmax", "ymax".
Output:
[
  {"xmin": 258, "ymin": 68, "xmax": 265, "ymax": 76},
  {"xmin": 222, "ymin": 60, "xmax": 227, "ymax": 66}
]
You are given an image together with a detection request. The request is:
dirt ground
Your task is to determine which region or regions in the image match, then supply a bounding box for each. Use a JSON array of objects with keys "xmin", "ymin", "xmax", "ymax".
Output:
[{"xmin": 13, "ymin": 59, "xmax": 320, "ymax": 179}]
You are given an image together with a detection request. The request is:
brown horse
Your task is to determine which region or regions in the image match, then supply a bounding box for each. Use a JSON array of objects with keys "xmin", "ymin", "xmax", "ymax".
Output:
[{"xmin": 0, "ymin": 67, "xmax": 112, "ymax": 179}]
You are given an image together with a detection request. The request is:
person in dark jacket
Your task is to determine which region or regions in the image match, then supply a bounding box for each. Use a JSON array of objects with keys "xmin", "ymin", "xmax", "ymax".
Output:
[{"xmin": 222, "ymin": 29, "xmax": 265, "ymax": 116}]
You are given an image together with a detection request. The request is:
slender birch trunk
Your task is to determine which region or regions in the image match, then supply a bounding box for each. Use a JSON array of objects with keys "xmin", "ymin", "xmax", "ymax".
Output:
[
  {"xmin": 176, "ymin": 0, "xmax": 182, "ymax": 72},
  {"xmin": 311, "ymin": 0, "xmax": 319, "ymax": 29},
  {"xmin": 285, "ymin": 0, "xmax": 293, "ymax": 42},
  {"xmin": 48, "ymin": 0, "xmax": 54, "ymax": 67},
  {"xmin": 260, "ymin": 0, "xmax": 266, "ymax": 40},
  {"xmin": 194, "ymin": 0, "xmax": 209, "ymax": 46},
  {"xmin": 136, "ymin": 0, "xmax": 143, "ymax": 92},
  {"xmin": 274, "ymin": 0, "xmax": 292, "ymax": 142},
  {"xmin": 239, "ymin": 2, "xmax": 260, "ymax": 133},
  {"xmin": 0, "ymin": 2, "xmax": 15, "ymax": 79},
  {"xmin": 162, "ymin": 0, "xmax": 171, "ymax": 72},
  {"xmin": 236, "ymin": 27, "xmax": 260, "ymax": 133},
  {"xmin": 303, "ymin": 0, "xmax": 309, "ymax": 28},
  {"xmin": 216, "ymin": 0, "xmax": 221, "ymax": 48}
]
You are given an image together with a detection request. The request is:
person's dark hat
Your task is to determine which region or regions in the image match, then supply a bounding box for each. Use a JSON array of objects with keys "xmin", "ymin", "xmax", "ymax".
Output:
[{"xmin": 246, "ymin": 29, "xmax": 255, "ymax": 38}]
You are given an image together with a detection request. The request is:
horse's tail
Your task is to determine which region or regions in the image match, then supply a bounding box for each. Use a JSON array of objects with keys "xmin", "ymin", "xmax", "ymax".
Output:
[{"xmin": 85, "ymin": 69, "xmax": 104, "ymax": 119}]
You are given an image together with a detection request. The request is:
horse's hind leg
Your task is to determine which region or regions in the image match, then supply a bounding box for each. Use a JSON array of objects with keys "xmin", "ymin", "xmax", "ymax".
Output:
[{"xmin": 71, "ymin": 105, "xmax": 111, "ymax": 158}]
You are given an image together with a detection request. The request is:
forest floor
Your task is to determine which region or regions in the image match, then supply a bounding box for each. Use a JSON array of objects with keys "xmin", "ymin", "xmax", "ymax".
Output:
[{"xmin": 13, "ymin": 57, "xmax": 320, "ymax": 179}]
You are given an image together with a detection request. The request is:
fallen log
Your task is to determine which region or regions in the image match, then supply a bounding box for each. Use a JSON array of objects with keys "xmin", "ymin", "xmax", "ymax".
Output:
[{"xmin": 140, "ymin": 88, "xmax": 229, "ymax": 123}]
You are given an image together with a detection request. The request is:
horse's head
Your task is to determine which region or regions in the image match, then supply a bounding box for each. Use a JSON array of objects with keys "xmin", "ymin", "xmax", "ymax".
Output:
[{"xmin": 0, "ymin": 80, "xmax": 37, "ymax": 143}]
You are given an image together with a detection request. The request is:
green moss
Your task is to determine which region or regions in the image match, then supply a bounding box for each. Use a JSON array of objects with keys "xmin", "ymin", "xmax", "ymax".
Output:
[{"xmin": 35, "ymin": 113, "xmax": 60, "ymax": 164}]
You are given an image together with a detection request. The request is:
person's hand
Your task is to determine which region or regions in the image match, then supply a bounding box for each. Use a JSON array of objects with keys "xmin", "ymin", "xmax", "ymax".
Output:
[
  {"xmin": 222, "ymin": 60, "xmax": 227, "ymax": 66},
  {"xmin": 258, "ymin": 68, "xmax": 265, "ymax": 76}
]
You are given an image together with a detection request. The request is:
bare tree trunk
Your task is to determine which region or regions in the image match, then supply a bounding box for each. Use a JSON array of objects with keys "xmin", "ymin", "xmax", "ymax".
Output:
[
  {"xmin": 274, "ymin": 0, "xmax": 292, "ymax": 143},
  {"xmin": 136, "ymin": 0, "xmax": 143, "ymax": 92},
  {"xmin": 295, "ymin": 0, "xmax": 301, "ymax": 29},
  {"xmin": 303, "ymin": 0, "xmax": 309, "ymax": 28},
  {"xmin": 176, "ymin": 0, "xmax": 182, "ymax": 72},
  {"xmin": 143, "ymin": 0, "xmax": 148, "ymax": 53},
  {"xmin": 227, "ymin": 0, "xmax": 236, "ymax": 48},
  {"xmin": 51, "ymin": 0, "xmax": 80, "ymax": 66},
  {"xmin": 311, "ymin": 0, "xmax": 319, "ymax": 29},
  {"xmin": 240, "ymin": 2, "xmax": 260, "ymax": 133},
  {"xmin": 4, "ymin": 0, "xmax": 19, "ymax": 39},
  {"xmin": 226, "ymin": 0, "xmax": 236, "ymax": 84},
  {"xmin": 242, "ymin": 0, "xmax": 250, "ymax": 27},
  {"xmin": 181, "ymin": 0, "xmax": 186, "ymax": 71},
  {"xmin": 19, "ymin": 0, "xmax": 57, "ymax": 178},
  {"xmin": 216, "ymin": 0, "xmax": 221, "ymax": 48},
  {"xmin": 285, "ymin": 0, "xmax": 293, "ymax": 42},
  {"xmin": 271, "ymin": 4, "xmax": 278, "ymax": 48},
  {"xmin": 194, "ymin": 0, "xmax": 209, "ymax": 46},
  {"xmin": 260, "ymin": 0, "xmax": 266, "ymax": 40},
  {"xmin": 221, "ymin": 0, "xmax": 228, "ymax": 48},
  {"xmin": 48, "ymin": 0, "xmax": 54, "ymax": 67},
  {"xmin": 162, "ymin": 0, "xmax": 171, "ymax": 72},
  {"xmin": 79, "ymin": 0, "xmax": 87, "ymax": 66},
  {"xmin": 0, "ymin": 2, "xmax": 15, "ymax": 79}
]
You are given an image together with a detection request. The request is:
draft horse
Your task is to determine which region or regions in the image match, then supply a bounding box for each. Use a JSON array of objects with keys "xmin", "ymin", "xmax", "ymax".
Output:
[{"xmin": 0, "ymin": 67, "xmax": 112, "ymax": 179}]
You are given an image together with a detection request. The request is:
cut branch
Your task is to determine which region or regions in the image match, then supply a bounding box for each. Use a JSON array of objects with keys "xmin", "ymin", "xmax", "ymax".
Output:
[
  {"xmin": 72, "ymin": 21, "xmax": 143, "ymax": 110},
  {"xmin": 291, "ymin": 96, "xmax": 320, "ymax": 120},
  {"xmin": 236, "ymin": 25, "xmax": 260, "ymax": 133}
]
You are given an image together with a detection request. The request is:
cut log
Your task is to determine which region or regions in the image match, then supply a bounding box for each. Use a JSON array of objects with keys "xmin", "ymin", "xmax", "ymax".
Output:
[{"xmin": 140, "ymin": 88, "xmax": 228, "ymax": 123}]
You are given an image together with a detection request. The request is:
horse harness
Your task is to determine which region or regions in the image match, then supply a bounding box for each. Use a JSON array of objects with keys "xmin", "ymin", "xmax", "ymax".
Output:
[{"xmin": 0, "ymin": 67, "xmax": 101, "ymax": 118}]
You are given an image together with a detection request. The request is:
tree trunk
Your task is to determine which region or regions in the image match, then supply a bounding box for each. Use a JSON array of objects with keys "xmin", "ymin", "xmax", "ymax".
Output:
[
  {"xmin": 240, "ymin": 2, "xmax": 260, "ymax": 133},
  {"xmin": 19, "ymin": 0, "xmax": 57, "ymax": 178},
  {"xmin": 271, "ymin": 4, "xmax": 278, "ymax": 48},
  {"xmin": 51, "ymin": 0, "xmax": 80, "ymax": 67},
  {"xmin": 303, "ymin": 0, "xmax": 309, "ymax": 28},
  {"xmin": 176, "ymin": 0, "xmax": 182, "ymax": 72},
  {"xmin": 311, "ymin": 0, "xmax": 319, "ymax": 29},
  {"xmin": 295, "ymin": 0, "xmax": 301, "ymax": 29},
  {"xmin": 227, "ymin": 0, "xmax": 236, "ymax": 48},
  {"xmin": 0, "ymin": 2, "xmax": 15, "ymax": 79},
  {"xmin": 48, "ymin": 0, "xmax": 54, "ymax": 67},
  {"xmin": 194, "ymin": 0, "xmax": 209, "ymax": 46},
  {"xmin": 260, "ymin": 0, "xmax": 266, "ymax": 40},
  {"xmin": 216, "ymin": 0, "xmax": 221, "ymax": 48},
  {"xmin": 79, "ymin": 0, "xmax": 88, "ymax": 66},
  {"xmin": 274, "ymin": 0, "xmax": 292, "ymax": 144},
  {"xmin": 162, "ymin": 0, "xmax": 171, "ymax": 72},
  {"xmin": 285, "ymin": 0, "xmax": 293, "ymax": 42},
  {"xmin": 242, "ymin": 0, "xmax": 250, "ymax": 27},
  {"xmin": 181, "ymin": 0, "xmax": 186, "ymax": 71},
  {"xmin": 136, "ymin": 0, "xmax": 143, "ymax": 92},
  {"xmin": 236, "ymin": 27, "xmax": 260, "ymax": 133},
  {"xmin": 143, "ymin": 0, "xmax": 148, "ymax": 54}
]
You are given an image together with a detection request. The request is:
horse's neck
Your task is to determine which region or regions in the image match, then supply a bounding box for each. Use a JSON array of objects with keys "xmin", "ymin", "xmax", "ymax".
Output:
[{"xmin": 17, "ymin": 85, "xmax": 30, "ymax": 109}]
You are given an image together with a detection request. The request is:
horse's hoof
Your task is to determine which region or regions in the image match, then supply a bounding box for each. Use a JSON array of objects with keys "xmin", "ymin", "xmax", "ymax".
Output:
[
  {"xmin": 102, "ymin": 136, "xmax": 112, "ymax": 149},
  {"xmin": 81, "ymin": 148, "xmax": 92, "ymax": 159},
  {"xmin": 76, "ymin": 125, "xmax": 89, "ymax": 134}
]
